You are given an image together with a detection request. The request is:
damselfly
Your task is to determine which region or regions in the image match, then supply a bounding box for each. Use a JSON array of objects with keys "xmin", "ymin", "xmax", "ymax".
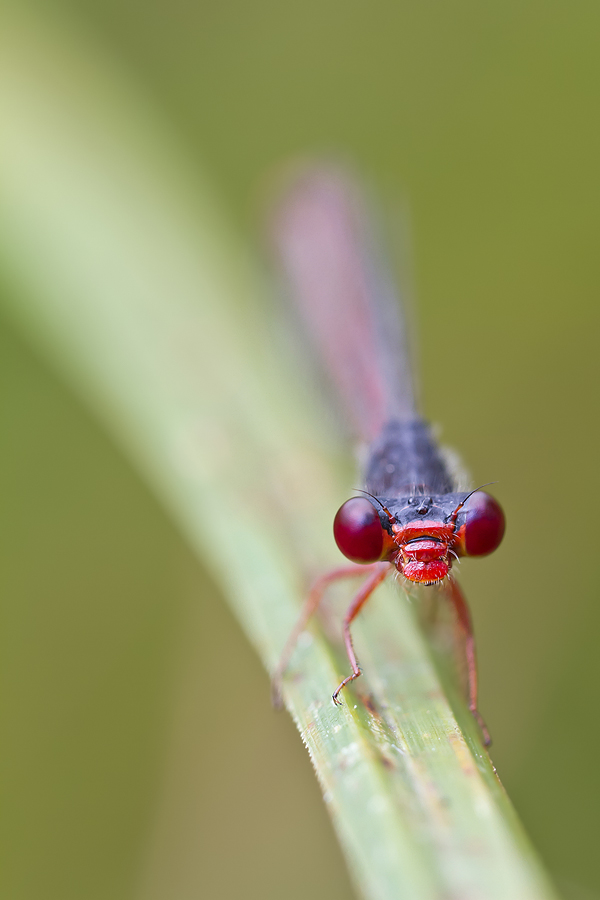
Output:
[{"xmin": 270, "ymin": 166, "xmax": 504, "ymax": 744}]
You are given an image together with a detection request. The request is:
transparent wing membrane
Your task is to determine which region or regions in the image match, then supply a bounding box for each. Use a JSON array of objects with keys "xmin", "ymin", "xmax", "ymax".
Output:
[{"xmin": 271, "ymin": 165, "xmax": 418, "ymax": 444}]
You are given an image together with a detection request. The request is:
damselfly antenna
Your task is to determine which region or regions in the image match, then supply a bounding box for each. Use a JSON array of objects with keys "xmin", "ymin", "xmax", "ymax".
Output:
[
  {"xmin": 447, "ymin": 482, "xmax": 498, "ymax": 529},
  {"xmin": 354, "ymin": 488, "xmax": 395, "ymax": 522}
]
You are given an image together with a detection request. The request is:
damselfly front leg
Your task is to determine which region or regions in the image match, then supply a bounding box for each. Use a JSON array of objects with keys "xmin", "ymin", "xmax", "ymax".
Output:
[
  {"xmin": 332, "ymin": 563, "xmax": 390, "ymax": 704},
  {"xmin": 271, "ymin": 562, "xmax": 387, "ymax": 708},
  {"xmin": 443, "ymin": 577, "xmax": 491, "ymax": 745}
]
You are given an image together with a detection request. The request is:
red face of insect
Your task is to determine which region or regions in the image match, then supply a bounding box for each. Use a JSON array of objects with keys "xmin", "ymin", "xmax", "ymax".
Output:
[
  {"xmin": 397, "ymin": 536, "xmax": 452, "ymax": 583},
  {"xmin": 333, "ymin": 492, "xmax": 505, "ymax": 585}
]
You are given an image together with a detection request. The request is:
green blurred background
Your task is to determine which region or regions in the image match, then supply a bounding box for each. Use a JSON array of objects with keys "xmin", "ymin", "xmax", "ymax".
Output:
[{"xmin": 1, "ymin": 1, "xmax": 599, "ymax": 898}]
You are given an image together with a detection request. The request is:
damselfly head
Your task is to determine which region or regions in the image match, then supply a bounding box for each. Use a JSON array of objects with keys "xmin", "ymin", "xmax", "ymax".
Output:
[{"xmin": 333, "ymin": 490, "xmax": 505, "ymax": 577}]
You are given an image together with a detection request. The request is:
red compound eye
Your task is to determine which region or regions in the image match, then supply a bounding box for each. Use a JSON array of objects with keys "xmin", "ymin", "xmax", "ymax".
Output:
[
  {"xmin": 333, "ymin": 497, "xmax": 384, "ymax": 564},
  {"xmin": 463, "ymin": 492, "xmax": 505, "ymax": 556}
]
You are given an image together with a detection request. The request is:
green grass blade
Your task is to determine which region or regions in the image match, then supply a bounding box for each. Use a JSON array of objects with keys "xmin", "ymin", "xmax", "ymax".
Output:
[{"xmin": 0, "ymin": 10, "xmax": 559, "ymax": 899}]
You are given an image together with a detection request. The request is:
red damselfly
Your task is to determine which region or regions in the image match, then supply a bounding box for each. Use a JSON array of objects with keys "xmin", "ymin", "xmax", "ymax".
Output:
[{"xmin": 270, "ymin": 166, "xmax": 504, "ymax": 745}]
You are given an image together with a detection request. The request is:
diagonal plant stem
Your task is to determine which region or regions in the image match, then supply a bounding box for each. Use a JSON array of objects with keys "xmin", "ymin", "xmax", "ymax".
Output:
[{"xmin": 0, "ymin": 9, "xmax": 559, "ymax": 900}]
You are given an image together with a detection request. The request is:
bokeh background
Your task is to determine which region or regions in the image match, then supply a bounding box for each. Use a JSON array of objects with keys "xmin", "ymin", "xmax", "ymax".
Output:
[{"xmin": 1, "ymin": 1, "xmax": 599, "ymax": 899}]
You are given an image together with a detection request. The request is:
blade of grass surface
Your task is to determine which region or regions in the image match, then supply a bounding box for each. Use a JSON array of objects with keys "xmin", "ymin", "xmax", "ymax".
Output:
[{"xmin": 0, "ymin": 9, "xmax": 559, "ymax": 900}]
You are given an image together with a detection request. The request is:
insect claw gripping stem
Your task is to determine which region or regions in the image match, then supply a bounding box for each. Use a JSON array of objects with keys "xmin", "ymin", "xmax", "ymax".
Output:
[
  {"xmin": 332, "ymin": 667, "xmax": 363, "ymax": 706},
  {"xmin": 472, "ymin": 708, "xmax": 492, "ymax": 748}
]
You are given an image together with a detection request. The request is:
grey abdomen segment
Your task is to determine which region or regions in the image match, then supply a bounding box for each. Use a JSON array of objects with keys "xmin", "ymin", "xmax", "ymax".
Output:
[{"xmin": 364, "ymin": 419, "xmax": 454, "ymax": 496}]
